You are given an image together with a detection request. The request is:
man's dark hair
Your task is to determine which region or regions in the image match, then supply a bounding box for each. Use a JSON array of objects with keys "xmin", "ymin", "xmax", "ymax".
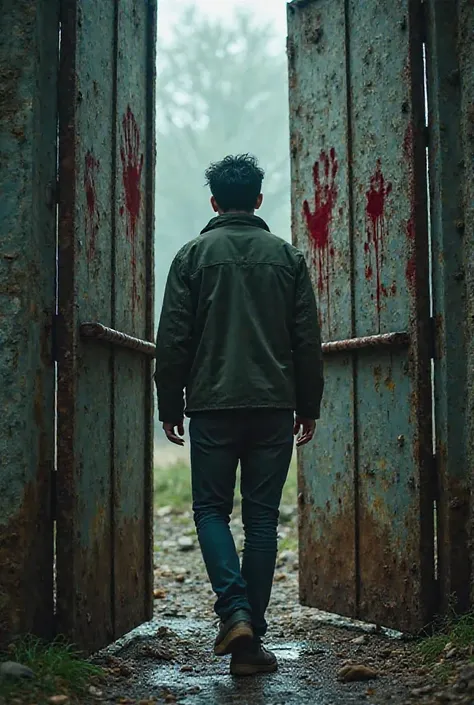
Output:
[{"xmin": 205, "ymin": 154, "xmax": 265, "ymax": 212}]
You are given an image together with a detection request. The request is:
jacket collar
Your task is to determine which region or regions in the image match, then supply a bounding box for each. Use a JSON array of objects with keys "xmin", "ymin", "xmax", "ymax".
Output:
[{"xmin": 200, "ymin": 213, "xmax": 271, "ymax": 235}]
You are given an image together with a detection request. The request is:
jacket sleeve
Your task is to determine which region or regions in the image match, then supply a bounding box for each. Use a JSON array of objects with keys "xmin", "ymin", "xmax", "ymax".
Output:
[
  {"xmin": 154, "ymin": 252, "xmax": 193, "ymax": 423},
  {"xmin": 291, "ymin": 254, "xmax": 324, "ymax": 419}
]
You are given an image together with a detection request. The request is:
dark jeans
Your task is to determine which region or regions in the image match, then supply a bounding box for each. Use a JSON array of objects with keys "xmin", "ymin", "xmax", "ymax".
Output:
[{"xmin": 189, "ymin": 409, "xmax": 294, "ymax": 637}]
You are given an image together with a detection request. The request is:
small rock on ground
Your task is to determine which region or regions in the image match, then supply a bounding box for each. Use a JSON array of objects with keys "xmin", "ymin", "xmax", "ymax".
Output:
[
  {"xmin": 0, "ymin": 661, "xmax": 35, "ymax": 679},
  {"xmin": 338, "ymin": 664, "xmax": 378, "ymax": 682}
]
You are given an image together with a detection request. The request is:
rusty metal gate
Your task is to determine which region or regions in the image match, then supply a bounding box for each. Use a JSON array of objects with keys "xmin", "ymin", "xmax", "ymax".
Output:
[
  {"xmin": 288, "ymin": 0, "xmax": 473, "ymax": 632},
  {"xmin": 0, "ymin": 0, "xmax": 156, "ymax": 652},
  {"xmin": 1, "ymin": 0, "xmax": 472, "ymax": 649}
]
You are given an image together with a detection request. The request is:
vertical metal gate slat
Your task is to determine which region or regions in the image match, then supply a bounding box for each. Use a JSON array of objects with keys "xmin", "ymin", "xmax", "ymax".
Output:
[
  {"xmin": 288, "ymin": 0, "xmax": 358, "ymax": 617},
  {"xmin": 57, "ymin": 0, "xmax": 116, "ymax": 651},
  {"xmin": 0, "ymin": 0, "xmax": 58, "ymax": 644},
  {"xmin": 144, "ymin": 0, "xmax": 157, "ymax": 630},
  {"xmin": 458, "ymin": 0, "xmax": 474, "ymax": 611},
  {"xmin": 426, "ymin": 0, "xmax": 474, "ymax": 614},
  {"xmin": 350, "ymin": 0, "xmax": 434, "ymax": 631},
  {"xmin": 113, "ymin": 0, "xmax": 155, "ymax": 638},
  {"xmin": 288, "ymin": 0, "xmax": 435, "ymax": 631},
  {"xmin": 57, "ymin": 0, "xmax": 155, "ymax": 651}
]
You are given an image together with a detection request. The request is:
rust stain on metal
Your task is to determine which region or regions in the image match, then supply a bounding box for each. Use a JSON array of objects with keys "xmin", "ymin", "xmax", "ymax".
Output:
[
  {"xmin": 373, "ymin": 365, "xmax": 382, "ymax": 392},
  {"xmin": 1, "ymin": 0, "xmax": 57, "ymax": 646},
  {"xmin": 84, "ymin": 150, "xmax": 100, "ymax": 262},
  {"xmin": 403, "ymin": 123, "xmax": 417, "ymax": 288},
  {"xmin": 434, "ymin": 313, "xmax": 444, "ymax": 359},
  {"xmin": 298, "ymin": 462, "xmax": 356, "ymax": 616},
  {"xmin": 384, "ymin": 374, "xmax": 396, "ymax": 393},
  {"xmin": 437, "ymin": 441, "xmax": 472, "ymax": 613},
  {"xmin": 0, "ymin": 483, "xmax": 53, "ymax": 646},
  {"xmin": 114, "ymin": 515, "xmax": 148, "ymax": 637},
  {"xmin": 358, "ymin": 503, "xmax": 434, "ymax": 631},
  {"xmin": 372, "ymin": 365, "xmax": 396, "ymax": 394}
]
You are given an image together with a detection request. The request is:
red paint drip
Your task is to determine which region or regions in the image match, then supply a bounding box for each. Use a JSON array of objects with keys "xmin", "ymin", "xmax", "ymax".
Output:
[
  {"xmin": 120, "ymin": 106, "xmax": 144, "ymax": 313},
  {"xmin": 84, "ymin": 151, "xmax": 100, "ymax": 262},
  {"xmin": 302, "ymin": 148, "xmax": 338, "ymax": 332},
  {"xmin": 364, "ymin": 159, "xmax": 392, "ymax": 330},
  {"xmin": 403, "ymin": 123, "xmax": 417, "ymax": 287}
]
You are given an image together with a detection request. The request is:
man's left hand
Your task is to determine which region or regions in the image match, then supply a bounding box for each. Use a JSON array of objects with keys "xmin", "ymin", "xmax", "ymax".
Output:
[{"xmin": 163, "ymin": 420, "xmax": 185, "ymax": 446}]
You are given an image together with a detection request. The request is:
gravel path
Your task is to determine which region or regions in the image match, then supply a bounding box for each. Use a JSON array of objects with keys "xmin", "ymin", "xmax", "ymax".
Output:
[{"xmin": 91, "ymin": 505, "xmax": 474, "ymax": 704}]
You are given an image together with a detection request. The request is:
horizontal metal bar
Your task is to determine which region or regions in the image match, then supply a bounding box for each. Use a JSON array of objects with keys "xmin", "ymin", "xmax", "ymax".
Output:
[
  {"xmin": 80, "ymin": 322, "xmax": 156, "ymax": 357},
  {"xmin": 81, "ymin": 323, "xmax": 409, "ymax": 358},
  {"xmin": 322, "ymin": 331, "xmax": 410, "ymax": 354}
]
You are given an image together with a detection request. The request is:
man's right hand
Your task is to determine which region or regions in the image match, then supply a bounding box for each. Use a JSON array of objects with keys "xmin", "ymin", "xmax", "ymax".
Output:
[
  {"xmin": 163, "ymin": 421, "xmax": 185, "ymax": 446},
  {"xmin": 294, "ymin": 416, "xmax": 316, "ymax": 447}
]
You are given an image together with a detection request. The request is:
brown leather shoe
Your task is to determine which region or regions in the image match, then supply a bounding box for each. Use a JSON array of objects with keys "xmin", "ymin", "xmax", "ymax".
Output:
[
  {"xmin": 230, "ymin": 640, "xmax": 278, "ymax": 676},
  {"xmin": 213, "ymin": 609, "xmax": 254, "ymax": 657}
]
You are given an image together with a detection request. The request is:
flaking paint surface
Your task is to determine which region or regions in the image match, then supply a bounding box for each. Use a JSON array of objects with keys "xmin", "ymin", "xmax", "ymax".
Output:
[
  {"xmin": 288, "ymin": 0, "xmax": 357, "ymax": 619},
  {"xmin": 289, "ymin": 0, "xmax": 434, "ymax": 631},
  {"xmin": 0, "ymin": 0, "xmax": 57, "ymax": 642},
  {"xmin": 56, "ymin": 0, "xmax": 115, "ymax": 652},
  {"xmin": 426, "ymin": 0, "xmax": 474, "ymax": 612},
  {"xmin": 113, "ymin": 0, "xmax": 154, "ymax": 640}
]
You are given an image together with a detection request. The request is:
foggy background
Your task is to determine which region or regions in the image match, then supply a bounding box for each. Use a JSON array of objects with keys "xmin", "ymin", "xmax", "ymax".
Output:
[
  {"xmin": 155, "ymin": 0, "xmax": 290, "ymax": 313},
  {"xmin": 154, "ymin": 0, "xmax": 291, "ymax": 451}
]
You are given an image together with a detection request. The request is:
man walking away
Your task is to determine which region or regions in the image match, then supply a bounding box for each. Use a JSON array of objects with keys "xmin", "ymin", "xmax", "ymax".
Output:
[{"xmin": 155, "ymin": 154, "xmax": 324, "ymax": 676}]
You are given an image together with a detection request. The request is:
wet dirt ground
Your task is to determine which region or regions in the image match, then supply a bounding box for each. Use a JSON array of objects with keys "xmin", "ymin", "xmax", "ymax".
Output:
[{"xmin": 90, "ymin": 503, "xmax": 474, "ymax": 705}]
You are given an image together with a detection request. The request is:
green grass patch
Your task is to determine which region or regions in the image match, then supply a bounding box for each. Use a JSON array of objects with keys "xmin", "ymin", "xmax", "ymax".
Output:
[
  {"xmin": 278, "ymin": 533, "xmax": 299, "ymax": 553},
  {"xmin": 416, "ymin": 608, "xmax": 474, "ymax": 681},
  {"xmin": 154, "ymin": 454, "xmax": 298, "ymax": 512},
  {"xmin": 282, "ymin": 454, "xmax": 298, "ymax": 507},
  {"xmin": 154, "ymin": 460, "xmax": 192, "ymax": 509},
  {"xmin": 0, "ymin": 636, "xmax": 102, "ymax": 704}
]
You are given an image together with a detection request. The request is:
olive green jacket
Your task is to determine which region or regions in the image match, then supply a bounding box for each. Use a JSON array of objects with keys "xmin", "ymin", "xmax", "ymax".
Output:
[{"xmin": 155, "ymin": 213, "xmax": 324, "ymax": 423}]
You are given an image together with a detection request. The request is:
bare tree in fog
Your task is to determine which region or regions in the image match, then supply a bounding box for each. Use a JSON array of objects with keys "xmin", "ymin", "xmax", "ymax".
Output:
[{"xmin": 155, "ymin": 6, "xmax": 291, "ymax": 311}]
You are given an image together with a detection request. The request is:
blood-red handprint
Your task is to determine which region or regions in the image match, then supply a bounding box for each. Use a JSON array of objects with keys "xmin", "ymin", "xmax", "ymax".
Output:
[
  {"xmin": 84, "ymin": 151, "xmax": 100, "ymax": 263},
  {"xmin": 302, "ymin": 148, "xmax": 338, "ymax": 330},
  {"xmin": 120, "ymin": 105, "xmax": 144, "ymax": 314},
  {"xmin": 365, "ymin": 159, "xmax": 392, "ymax": 329}
]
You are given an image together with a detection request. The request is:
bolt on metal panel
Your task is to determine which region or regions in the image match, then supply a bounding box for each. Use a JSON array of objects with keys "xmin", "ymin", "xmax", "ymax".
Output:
[{"xmin": 0, "ymin": 0, "xmax": 58, "ymax": 644}]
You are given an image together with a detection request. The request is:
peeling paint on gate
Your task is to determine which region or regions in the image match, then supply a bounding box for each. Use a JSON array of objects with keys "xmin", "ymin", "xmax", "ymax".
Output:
[
  {"xmin": 426, "ymin": 0, "xmax": 474, "ymax": 614},
  {"xmin": 0, "ymin": 0, "xmax": 57, "ymax": 644},
  {"xmin": 288, "ymin": 0, "xmax": 434, "ymax": 632},
  {"xmin": 57, "ymin": 0, "xmax": 156, "ymax": 653},
  {"xmin": 113, "ymin": 0, "xmax": 155, "ymax": 642}
]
